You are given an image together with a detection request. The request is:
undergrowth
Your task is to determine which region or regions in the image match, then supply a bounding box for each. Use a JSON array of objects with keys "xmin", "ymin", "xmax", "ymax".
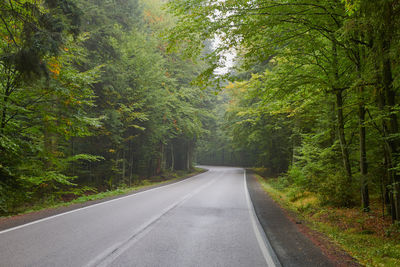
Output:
[
  {"xmin": 1, "ymin": 168, "xmax": 204, "ymax": 218},
  {"xmin": 254, "ymin": 172, "xmax": 400, "ymax": 267}
]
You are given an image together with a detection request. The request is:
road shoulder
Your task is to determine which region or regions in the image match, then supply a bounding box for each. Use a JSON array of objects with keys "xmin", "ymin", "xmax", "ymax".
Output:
[
  {"xmin": 246, "ymin": 170, "xmax": 359, "ymax": 267},
  {"xmin": 0, "ymin": 169, "xmax": 207, "ymax": 231}
]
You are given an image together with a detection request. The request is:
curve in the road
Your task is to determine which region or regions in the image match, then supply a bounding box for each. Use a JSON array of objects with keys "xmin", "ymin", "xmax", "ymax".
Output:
[{"xmin": 0, "ymin": 167, "xmax": 280, "ymax": 267}]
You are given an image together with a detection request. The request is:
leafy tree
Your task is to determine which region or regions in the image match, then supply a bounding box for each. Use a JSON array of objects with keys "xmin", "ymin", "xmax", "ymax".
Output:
[
  {"xmin": 167, "ymin": 0, "xmax": 400, "ymax": 221},
  {"xmin": 0, "ymin": 0, "xmax": 213, "ymax": 214}
]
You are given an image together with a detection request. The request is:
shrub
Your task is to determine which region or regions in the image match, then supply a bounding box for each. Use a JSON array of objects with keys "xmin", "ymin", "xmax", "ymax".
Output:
[
  {"xmin": 0, "ymin": 179, "xmax": 29, "ymax": 215},
  {"xmin": 287, "ymin": 165, "xmax": 310, "ymax": 190},
  {"xmin": 317, "ymin": 171, "xmax": 357, "ymax": 207}
]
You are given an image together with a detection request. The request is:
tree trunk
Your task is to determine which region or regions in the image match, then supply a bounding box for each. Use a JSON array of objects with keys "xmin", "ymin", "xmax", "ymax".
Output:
[
  {"xmin": 188, "ymin": 139, "xmax": 194, "ymax": 170},
  {"xmin": 359, "ymin": 98, "xmax": 369, "ymax": 211},
  {"xmin": 383, "ymin": 57, "xmax": 400, "ymax": 221},
  {"xmin": 156, "ymin": 142, "xmax": 162, "ymax": 175},
  {"xmin": 331, "ymin": 38, "xmax": 352, "ymax": 183},
  {"xmin": 330, "ymin": 100, "xmax": 336, "ymax": 145},
  {"xmin": 0, "ymin": 93, "xmax": 8, "ymax": 132},
  {"xmin": 43, "ymin": 96, "xmax": 57, "ymax": 170},
  {"xmin": 380, "ymin": 1, "xmax": 400, "ymax": 221},
  {"xmin": 0, "ymin": 67, "xmax": 15, "ymax": 133},
  {"xmin": 355, "ymin": 38, "xmax": 369, "ymax": 211},
  {"xmin": 161, "ymin": 143, "xmax": 166, "ymax": 171},
  {"xmin": 122, "ymin": 148, "xmax": 126, "ymax": 182},
  {"xmin": 129, "ymin": 140, "xmax": 134, "ymax": 186},
  {"xmin": 170, "ymin": 143, "xmax": 174, "ymax": 171},
  {"xmin": 186, "ymin": 142, "xmax": 190, "ymax": 171},
  {"xmin": 336, "ymin": 90, "xmax": 352, "ymax": 182},
  {"xmin": 377, "ymin": 78, "xmax": 394, "ymax": 217}
]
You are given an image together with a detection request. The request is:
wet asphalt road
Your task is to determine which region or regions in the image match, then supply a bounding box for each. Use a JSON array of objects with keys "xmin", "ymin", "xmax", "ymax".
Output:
[{"xmin": 0, "ymin": 166, "xmax": 280, "ymax": 267}]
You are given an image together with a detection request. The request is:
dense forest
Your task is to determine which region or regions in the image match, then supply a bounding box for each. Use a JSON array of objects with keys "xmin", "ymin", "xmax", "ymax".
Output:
[
  {"xmin": 0, "ymin": 0, "xmax": 219, "ymax": 214},
  {"xmin": 175, "ymin": 0, "xmax": 400, "ymax": 223},
  {"xmin": 1, "ymin": 0, "xmax": 400, "ymax": 229}
]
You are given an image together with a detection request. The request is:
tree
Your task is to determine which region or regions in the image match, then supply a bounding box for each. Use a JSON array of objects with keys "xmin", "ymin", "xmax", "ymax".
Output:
[{"xmin": 167, "ymin": 0, "xmax": 400, "ymax": 220}]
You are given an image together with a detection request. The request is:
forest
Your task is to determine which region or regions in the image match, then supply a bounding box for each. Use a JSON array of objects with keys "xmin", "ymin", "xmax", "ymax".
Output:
[
  {"xmin": 173, "ymin": 0, "xmax": 400, "ymax": 224},
  {"xmin": 1, "ymin": 0, "xmax": 400, "ymax": 238},
  {"xmin": 0, "ymin": 0, "xmax": 221, "ymax": 214}
]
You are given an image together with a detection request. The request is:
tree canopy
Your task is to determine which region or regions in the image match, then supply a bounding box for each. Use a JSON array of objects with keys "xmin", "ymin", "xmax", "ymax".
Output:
[
  {"xmin": 0, "ymin": 0, "xmax": 214, "ymax": 214},
  {"xmin": 168, "ymin": 0, "xmax": 400, "ymax": 222}
]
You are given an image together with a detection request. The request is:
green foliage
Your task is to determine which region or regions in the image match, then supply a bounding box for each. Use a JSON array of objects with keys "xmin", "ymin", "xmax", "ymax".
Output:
[
  {"xmin": 317, "ymin": 172, "xmax": 357, "ymax": 207},
  {"xmin": 168, "ymin": 0, "xmax": 400, "ymax": 220},
  {"xmin": 259, "ymin": 174, "xmax": 400, "ymax": 267},
  {"xmin": 0, "ymin": 0, "xmax": 214, "ymax": 215},
  {"xmin": 385, "ymin": 221, "xmax": 400, "ymax": 238},
  {"xmin": 287, "ymin": 166, "xmax": 309, "ymax": 190},
  {"xmin": 66, "ymin": 154, "xmax": 104, "ymax": 163},
  {"xmin": 1, "ymin": 0, "xmax": 400, "ymax": 230}
]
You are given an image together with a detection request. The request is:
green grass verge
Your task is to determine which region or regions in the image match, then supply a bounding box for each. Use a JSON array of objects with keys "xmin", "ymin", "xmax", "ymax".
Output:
[
  {"xmin": 3, "ymin": 168, "xmax": 205, "ymax": 218},
  {"xmin": 255, "ymin": 173, "xmax": 400, "ymax": 267}
]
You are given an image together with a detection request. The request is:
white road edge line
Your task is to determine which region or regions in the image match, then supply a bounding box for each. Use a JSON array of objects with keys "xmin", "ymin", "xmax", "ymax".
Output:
[
  {"xmin": 0, "ymin": 170, "xmax": 210, "ymax": 235},
  {"xmin": 244, "ymin": 169, "xmax": 282, "ymax": 267}
]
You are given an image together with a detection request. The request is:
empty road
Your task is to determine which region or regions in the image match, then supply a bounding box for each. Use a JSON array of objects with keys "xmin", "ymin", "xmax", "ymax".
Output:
[{"xmin": 0, "ymin": 166, "xmax": 280, "ymax": 267}]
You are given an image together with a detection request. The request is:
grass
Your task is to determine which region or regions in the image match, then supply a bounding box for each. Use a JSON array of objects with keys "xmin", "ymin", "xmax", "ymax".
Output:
[
  {"xmin": 255, "ymin": 173, "xmax": 400, "ymax": 267},
  {"xmin": 2, "ymin": 168, "xmax": 205, "ymax": 218}
]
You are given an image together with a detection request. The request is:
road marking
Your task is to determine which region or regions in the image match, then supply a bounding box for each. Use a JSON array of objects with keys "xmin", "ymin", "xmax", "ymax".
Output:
[
  {"xmin": 0, "ymin": 170, "xmax": 210, "ymax": 235},
  {"xmin": 244, "ymin": 169, "xmax": 282, "ymax": 267},
  {"xmin": 87, "ymin": 172, "xmax": 221, "ymax": 267}
]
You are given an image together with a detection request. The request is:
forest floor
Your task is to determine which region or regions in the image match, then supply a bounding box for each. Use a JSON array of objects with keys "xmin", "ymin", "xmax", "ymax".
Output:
[
  {"xmin": 252, "ymin": 171, "xmax": 400, "ymax": 267},
  {"xmin": 0, "ymin": 168, "xmax": 206, "ymax": 230}
]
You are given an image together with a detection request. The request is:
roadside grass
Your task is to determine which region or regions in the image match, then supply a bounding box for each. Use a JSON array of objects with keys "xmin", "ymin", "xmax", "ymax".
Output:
[
  {"xmin": 255, "ymin": 173, "xmax": 400, "ymax": 267},
  {"xmin": 2, "ymin": 168, "xmax": 205, "ymax": 218}
]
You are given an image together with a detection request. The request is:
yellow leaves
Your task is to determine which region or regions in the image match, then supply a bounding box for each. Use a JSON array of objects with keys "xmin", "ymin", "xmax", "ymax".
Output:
[
  {"xmin": 269, "ymin": 105, "xmax": 299, "ymax": 118},
  {"xmin": 64, "ymin": 97, "xmax": 83, "ymax": 107},
  {"xmin": 108, "ymin": 149, "xmax": 116, "ymax": 153},
  {"xmin": 173, "ymin": 119, "xmax": 179, "ymax": 131},
  {"xmin": 2, "ymin": 35, "xmax": 13, "ymax": 44},
  {"xmin": 225, "ymin": 82, "xmax": 235, "ymax": 89},
  {"xmin": 250, "ymin": 73, "xmax": 262, "ymax": 79},
  {"xmin": 43, "ymin": 115, "xmax": 56, "ymax": 122},
  {"xmin": 143, "ymin": 9, "xmax": 164, "ymax": 25},
  {"xmin": 237, "ymin": 110, "xmax": 252, "ymax": 117},
  {"xmin": 341, "ymin": 0, "xmax": 361, "ymax": 15},
  {"xmin": 286, "ymin": 110, "xmax": 297, "ymax": 118},
  {"xmin": 270, "ymin": 109, "xmax": 283, "ymax": 115},
  {"xmin": 48, "ymin": 58, "xmax": 61, "ymax": 78},
  {"xmin": 40, "ymin": 183, "xmax": 49, "ymax": 188},
  {"xmin": 144, "ymin": 10, "xmax": 152, "ymax": 19},
  {"xmin": 1, "ymin": 32, "xmax": 21, "ymax": 45}
]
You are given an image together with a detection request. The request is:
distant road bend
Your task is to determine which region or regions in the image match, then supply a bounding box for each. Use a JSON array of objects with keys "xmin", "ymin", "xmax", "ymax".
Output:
[{"xmin": 0, "ymin": 166, "xmax": 281, "ymax": 267}]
